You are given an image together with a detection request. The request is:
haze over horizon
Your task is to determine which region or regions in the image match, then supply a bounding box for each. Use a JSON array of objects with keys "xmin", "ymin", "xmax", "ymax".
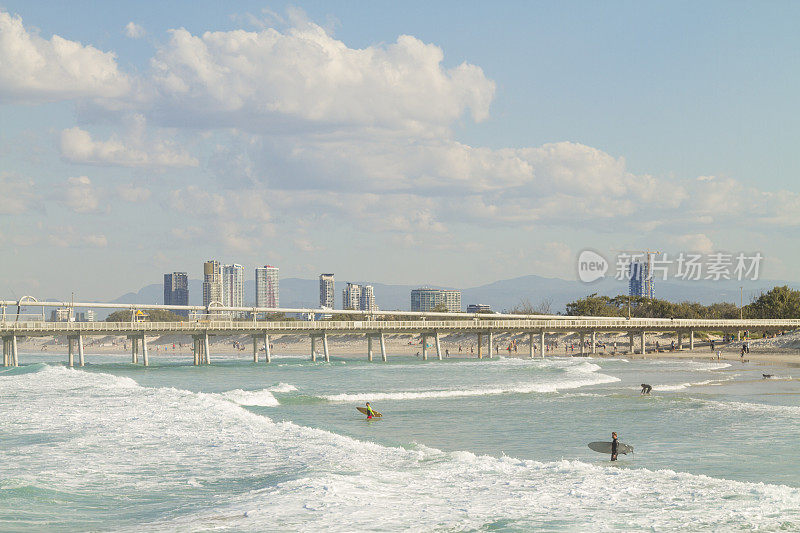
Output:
[{"xmin": 2, "ymin": 1, "xmax": 800, "ymax": 300}]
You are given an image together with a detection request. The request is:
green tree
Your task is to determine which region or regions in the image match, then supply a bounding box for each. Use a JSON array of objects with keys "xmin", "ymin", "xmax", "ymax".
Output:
[
  {"xmin": 105, "ymin": 309, "xmax": 187, "ymax": 322},
  {"xmin": 565, "ymin": 294, "xmax": 621, "ymax": 316},
  {"xmin": 745, "ymin": 286, "xmax": 800, "ymax": 319}
]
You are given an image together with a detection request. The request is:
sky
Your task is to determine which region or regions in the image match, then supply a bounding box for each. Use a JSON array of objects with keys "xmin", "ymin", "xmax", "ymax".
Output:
[{"xmin": 1, "ymin": 1, "xmax": 799, "ymax": 301}]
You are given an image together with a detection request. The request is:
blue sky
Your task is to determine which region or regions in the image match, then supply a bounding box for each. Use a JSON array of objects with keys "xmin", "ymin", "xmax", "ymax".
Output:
[{"xmin": 1, "ymin": 1, "xmax": 799, "ymax": 300}]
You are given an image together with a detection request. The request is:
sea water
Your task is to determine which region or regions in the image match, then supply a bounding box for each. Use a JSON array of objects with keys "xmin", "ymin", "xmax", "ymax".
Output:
[{"xmin": 2, "ymin": 351, "xmax": 800, "ymax": 531}]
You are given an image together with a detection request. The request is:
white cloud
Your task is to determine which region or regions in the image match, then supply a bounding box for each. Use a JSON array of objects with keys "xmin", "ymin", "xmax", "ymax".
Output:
[
  {"xmin": 670, "ymin": 233, "xmax": 715, "ymax": 254},
  {"xmin": 124, "ymin": 22, "xmax": 145, "ymax": 39},
  {"xmin": 0, "ymin": 11, "xmax": 129, "ymax": 103},
  {"xmin": 46, "ymin": 226, "xmax": 107, "ymax": 248},
  {"xmin": 147, "ymin": 22, "xmax": 494, "ymax": 133},
  {"xmin": 117, "ymin": 183, "xmax": 151, "ymax": 202},
  {"xmin": 82, "ymin": 234, "xmax": 108, "ymax": 247},
  {"xmin": 168, "ymin": 186, "xmax": 275, "ymax": 251},
  {"xmin": 60, "ymin": 119, "xmax": 198, "ymax": 168},
  {"xmin": 61, "ymin": 176, "xmax": 100, "ymax": 213},
  {"xmin": 0, "ymin": 173, "xmax": 37, "ymax": 213}
]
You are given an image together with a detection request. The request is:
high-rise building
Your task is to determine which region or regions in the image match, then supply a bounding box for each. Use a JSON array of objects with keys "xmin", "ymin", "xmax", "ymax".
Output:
[
  {"xmin": 411, "ymin": 288, "xmax": 462, "ymax": 313},
  {"xmin": 342, "ymin": 282, "xmax": 362, "ymax": 310},
  {"xmin": 164, "ymin": 272, "xmax": 189, "ymax": 316},
  {"xmin": 202, "ymin": 260, "xmax": 222, "ymax": 307},
  {"xmin": 50, "ymin": 307, "xmax": 74, "ymax": 322},
  {"xmin": 222, "ymin": 264, "xmax": 244, "ymax": 309},
  {"xmin": 360, "ymin": 284, "xmax": 376, "ymax": 311},
  {"xmin": 76, "ymin": 310, "xmax": 95, "ymax": 322},
  {"xmin": 629, "ymin": 261, "xmax": 655, "ymax": 299},
  {"xmin": 256, "ymin": 265, "xmax": 279, "ymax": 308},
  {"xmin": 320, "ymin": 274, "xmax": 335, "ymax": 309}
]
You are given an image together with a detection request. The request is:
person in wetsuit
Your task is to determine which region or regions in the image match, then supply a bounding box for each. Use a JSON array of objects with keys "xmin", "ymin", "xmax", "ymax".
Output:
[
  {"xmin": 365, "ymin": 402, "xmax": 377, "ymax": 419},
  {"xmin": 611, "ymin": 432, "xmax": 619, "ymax": 461},
  {"xmin": 641, "ymin": 383, "xmax": 652, "ymax": 395}
]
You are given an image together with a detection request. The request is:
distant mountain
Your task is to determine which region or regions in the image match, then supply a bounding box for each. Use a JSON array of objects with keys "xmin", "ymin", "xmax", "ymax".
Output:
[{"xmin": 110, "ymin": 275, "xmax": 800, "ymax": 315}]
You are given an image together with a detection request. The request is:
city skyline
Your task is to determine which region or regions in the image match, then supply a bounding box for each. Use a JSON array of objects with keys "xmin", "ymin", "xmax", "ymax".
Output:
[{"xmin": 3, "ymin": 2, "xmax": 800, "ymax": 301}]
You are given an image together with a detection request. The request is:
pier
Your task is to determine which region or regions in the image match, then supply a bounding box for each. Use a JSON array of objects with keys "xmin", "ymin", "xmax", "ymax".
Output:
[{"xmin": 1, "ymin": 299, "xmax": 797, "ymax": 367}]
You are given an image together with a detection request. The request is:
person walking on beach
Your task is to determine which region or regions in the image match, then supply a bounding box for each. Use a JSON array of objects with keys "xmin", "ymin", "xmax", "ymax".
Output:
[{"xmin": 611, "ymin": 432, "xmax": 619, "ymax": 461}]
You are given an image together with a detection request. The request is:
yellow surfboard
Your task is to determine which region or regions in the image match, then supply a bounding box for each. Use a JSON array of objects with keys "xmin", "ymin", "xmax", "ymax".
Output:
[{"xmin": 356, "ymin": 407, "xmax": 382, "ymax": 417}]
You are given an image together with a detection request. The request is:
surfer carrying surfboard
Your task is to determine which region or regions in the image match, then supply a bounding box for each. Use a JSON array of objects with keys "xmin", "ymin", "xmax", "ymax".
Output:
[
  {"xmin": 611, "ymin": 432, "xmax": 618, "ymax": 461},
  {"xmin": 365, "ymin": 402, "xmax": 377, "ymax": 419}
]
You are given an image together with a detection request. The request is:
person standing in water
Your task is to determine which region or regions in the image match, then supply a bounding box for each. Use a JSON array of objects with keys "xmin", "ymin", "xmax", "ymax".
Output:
[
  {"xmin": 364, "ymin": 402, "xmax": 377, "ymax": 419},
  {"xmin": 611, "ymin": 432, "xmax": 619, "ymax": 461}
]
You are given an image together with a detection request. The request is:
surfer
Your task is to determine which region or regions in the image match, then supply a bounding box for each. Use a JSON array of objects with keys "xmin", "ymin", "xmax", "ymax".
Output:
[
  {"xmin": 640, "ymin": 383, "xmax": 652, "ymax": 395},
  {"xmin": 611, "ymin": 432, "xmax": 619, "ymax": 461},
  {"xmin": 364, "ymin": 402, "xmax": 377, "ymax": 419}
]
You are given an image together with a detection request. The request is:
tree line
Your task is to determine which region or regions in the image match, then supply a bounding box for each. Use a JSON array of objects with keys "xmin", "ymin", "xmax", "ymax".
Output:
[{"xmin": 564, "ymin": 286, "xmax": 800, "ymax": 319}]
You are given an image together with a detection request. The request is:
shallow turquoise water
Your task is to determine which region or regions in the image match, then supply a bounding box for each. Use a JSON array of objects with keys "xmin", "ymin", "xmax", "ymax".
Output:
[{"xmin": 1, "ymin": 350, "xmax": 799, "ymax": 531}]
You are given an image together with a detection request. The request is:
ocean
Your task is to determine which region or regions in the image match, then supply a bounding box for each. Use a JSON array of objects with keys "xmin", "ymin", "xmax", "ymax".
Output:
[{"xmin": 2, "ymin": 351, "xmax": 800, "ymax": 531}]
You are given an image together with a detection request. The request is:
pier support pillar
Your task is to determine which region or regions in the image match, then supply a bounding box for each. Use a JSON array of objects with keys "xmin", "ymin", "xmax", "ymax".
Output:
[
  {"xmin": 629, "ymin": 332, "xmax": 635, "ymax": 354},
  {"xmin": 487, "ymin": 331, "xmax": 493, "ymax": 359},
  {"xmin": 68, "ymin": 337, "xmax": 74, "ymax": 368},
  {"xmin": 689, "ymin": 330, "xmax": 695, "ymax": 351},
  {"xmin": 379, "ymin": 333, "xmax": 387, "ymax": 362},
  {"xmin": 677, "ymin": 332, "xmax": 683, "ymax": 351},
  {"xmin": 421, "ymin": 334, "xmax": 428, "ymax": 361},
  {"xmin": 540, "ymin": 331, "xmax": 546, "ymax": 358},
  {"xmin": 477, "ymin": 333, "xmax": 482, "ymax": 359},
  {"xmin": 2, "ymin": 337, "xmax": 7, "ymax": 367},
  {"xmin": 529, "ymin": 333, "xmax": 535, "ymax": 358},
  {"xmin": 203, "ymin": 333, "xmax": 210, "ymax": 364},
  {"xmin": 322, "ymin": 332, "xmax": 330, "ymax": 362},
  {"xmin": 591, "ymin": 331, "xmax": 597, "ymax": 354},
  {"xmin": 193, "ymin": 337, "xmax": 199, "ymax": 365},
  {"xmin": 367, "ymin": 335, "xmax": 373, "ymax": 362},
  {"xmin": 77, "ymin": 334, "xmax": 84, "ymax": 367},
  {"xmin": 11, "ymin": 335, "xmax": 18, "ymax": 367},
  {"xmin": 435, "ymin": 331, "xmax": 442, "ymax": 360},
  {"xmin": 264, "ymin": 333, "xmax": 271, "ymax": 363},
  {"xmin": 253, "ymin": 335, "xmax": 259, "ymax": 363},
  {"xmin": 142, "ymin": 336, "xmax": 149, "ymax": 367},
  {"xmin": 579, "ymin": 333, "xmax": 585, "ymax": 356},
  {"xmin": 640, "ymin": 331, "xmax": 646, "ymax": 355},
  {"xmin": 311, "ymin": 335, "xmax": 317, "ymax": 361}
]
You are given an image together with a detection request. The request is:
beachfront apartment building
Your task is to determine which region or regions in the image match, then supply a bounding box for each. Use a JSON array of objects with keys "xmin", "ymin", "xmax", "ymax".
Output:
[
  {"xmin": 255, "ymin": 265, "xmax": 279, "ymax": 308},
  {"xmin": 222, "ymin": 263, "xmax": 245, "ymax": 315},
  {"xmin": 466, "ymin": 303, "xmax": 492, "ymax": 313},
  {"xmin": 163, "ymin": 272, "xmax": 189, "ymax": 316},
  {"xmin": 202, "ymin": 260, "xmax": 223, "ymax": 307},
  {"xmin": 411, "ymin": 288, "xmax": 462, "ymax": 313},
  {"xmin": 343, "ymin": 282, "xmax": 362, "ymax": 310},
  {"xmin": 320, "ymin": 274, "xmax": 335, "ymax": 309},
  {"xmin": 340, "ymin": 282, "xmax": 377, "ymax": 311},
  {"xmin": 360, "ymin": 285, "xmax": 376, "ymax": 311}
]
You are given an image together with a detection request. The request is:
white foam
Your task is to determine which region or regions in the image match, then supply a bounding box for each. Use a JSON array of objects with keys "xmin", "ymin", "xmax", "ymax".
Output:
[
  {"xmin": 322, "ymin": 374, "xmax": 620, "ymax": 402},
  {"xmin": 630, "ymin": 377, "xmax": 734, "ymax": 392},
  {"xmin": 4, "ymin": 365, "xmax": 800, "ymax": 532},
  {"xmin": 220, "ymin": 388, "xmax": 280, "ymax": 406},
  {"xmin": 218, "ymin": 383, "xmax": 297, "ymax": 406},
  {"xmin": 268, "ymin": 382, "xmax": 298, "ymax": 393},
  {"xmin": 640, "ymin": 360, "xmax": 732, "ymax": 371}
]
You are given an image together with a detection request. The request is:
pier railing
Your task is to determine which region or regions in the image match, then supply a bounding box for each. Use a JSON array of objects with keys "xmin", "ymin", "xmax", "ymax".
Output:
[{"xmin": 2, "ymin": 317, "xmax": 799, "ymax": 336}]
